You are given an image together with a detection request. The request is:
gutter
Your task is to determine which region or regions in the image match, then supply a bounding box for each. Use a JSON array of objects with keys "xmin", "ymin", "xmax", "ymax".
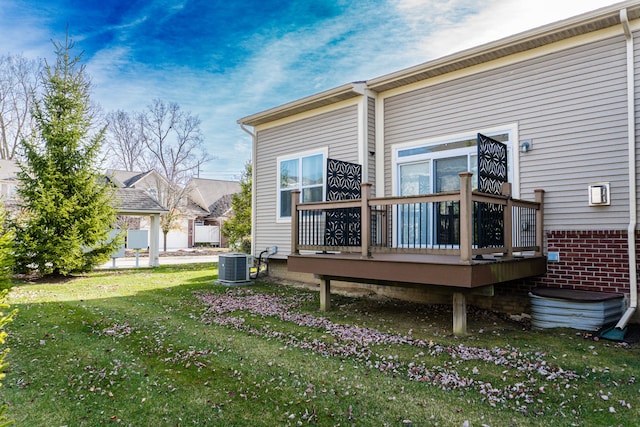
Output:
[
  {"xmin": 615, "ymin": 7, "xmax": 638, "ymax": 330},
  {"xmin": 238, "ymin": 82, "xmax": 367, "ymax": 127},
  {"xmin": 240, "ymin": 123, "xmax": 257, "ymax": 257}
]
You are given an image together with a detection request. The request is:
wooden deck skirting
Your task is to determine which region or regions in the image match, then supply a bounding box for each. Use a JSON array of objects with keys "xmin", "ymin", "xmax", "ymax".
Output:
[{"xmin": 288, "ymin": 173, "xmax": 546, "ymax": 335}]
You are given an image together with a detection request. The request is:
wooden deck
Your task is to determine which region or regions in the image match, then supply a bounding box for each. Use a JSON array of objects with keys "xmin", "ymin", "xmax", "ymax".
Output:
[
  {"xmin": 288, "ymin": 173, "xmax": 547, "ymax": 335},
  {"xmin": 288, "ymin": 252, "xmax": 546, "ymax": 288},
  {"xmin": 289, "ymin": 252, "xmax": 546, "ymax": 336}
]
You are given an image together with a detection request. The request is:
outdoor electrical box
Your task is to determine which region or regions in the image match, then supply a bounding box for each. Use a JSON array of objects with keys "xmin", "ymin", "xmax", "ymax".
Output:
[{"xmin": 588, "ymin": 183, "xmax": 610, "ymax": 206}]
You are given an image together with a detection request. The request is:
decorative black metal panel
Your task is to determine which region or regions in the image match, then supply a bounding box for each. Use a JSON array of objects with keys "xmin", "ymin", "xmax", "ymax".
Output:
[
  {"xmin": 478, "ymin": 133, "xmax": 508, "ymax": 194},
  {"xmin": 326, "ymin": 158, "xmax": 361, "ymax": 200},
  {"xmin": 325, "ymin": 158, "xmax": 362, "ymax": 246},
  {"xmin": 476, "ymin": 133, "xmax": 507, "ymax": 248}
]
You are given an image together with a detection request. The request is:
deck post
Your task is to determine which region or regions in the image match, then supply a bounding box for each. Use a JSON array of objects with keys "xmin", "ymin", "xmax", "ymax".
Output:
[
  {"xmin": 361, "ymin": 183, "xmax": 372, "ymax": 258},
  {"xmin": 459, "ymin": 172, "xmax": 473, "ymax": 263},
  {"xmin": 291, "ymin": 190, "xmax": 301, "ymax": 255},
  {"xmin": 319, "ymin": 277, "xmax": 331, "ymax": 311},
  {"xmin": 534, "ymin": 189, "xmax": 545, "ymax": 256},
  {"xmin": 502, "ymin": 182, "xmax": 513, "ymax": 259},
  {"xmin": 452, "ymin": 292, "xmax": 467, "ymax": 335}
]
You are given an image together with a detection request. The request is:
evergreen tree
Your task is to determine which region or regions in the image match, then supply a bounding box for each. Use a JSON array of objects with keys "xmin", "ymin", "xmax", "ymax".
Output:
[
  {"xmin": 0, "ymin": 203, "xmax": 13, "ymax": 287},
  {"xmin": 0, "ymin": 201, "xmax": 16, "ymax": 426},
  {"xmin": 13, "ymin": 35, "xmax": 121, "ymax": 276},
  {"xmin": 222, "ymin": 162, "xmax": 252, "ymax": 252},
  {"xmin": 0, "ymin": 288, "xmax": 16, "ymax": 427}
]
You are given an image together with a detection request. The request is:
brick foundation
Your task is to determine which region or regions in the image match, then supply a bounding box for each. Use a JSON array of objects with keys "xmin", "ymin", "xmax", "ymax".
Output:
[
  {"xmin": 532, "ymin": 230, "xmax": 634, "ymax": 295},
  {"xmin": 496, "ymin": 229, "xmax": 637, "ymax": 319}
]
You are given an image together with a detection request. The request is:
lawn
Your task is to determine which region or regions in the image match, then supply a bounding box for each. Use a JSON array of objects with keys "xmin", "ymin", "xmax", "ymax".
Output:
[{"xmin": 1, "ymin": 263, "xmax": 639, "ymax": 426}]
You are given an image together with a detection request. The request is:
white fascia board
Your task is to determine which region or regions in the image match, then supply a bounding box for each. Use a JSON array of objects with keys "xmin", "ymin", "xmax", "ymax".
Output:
[
  {"xmin": 238, "ymin": 82, "xmax": 366, "ymax": 128},
  {"xmin": 253, "ymin": 96, "xmax": 364, "ymax": 132}
]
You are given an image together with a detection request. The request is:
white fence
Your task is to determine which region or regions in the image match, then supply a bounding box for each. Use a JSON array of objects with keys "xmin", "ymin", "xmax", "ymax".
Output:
[{"xmin": 194, "ymin": 225, "xmax": 220, "ymax": 245}]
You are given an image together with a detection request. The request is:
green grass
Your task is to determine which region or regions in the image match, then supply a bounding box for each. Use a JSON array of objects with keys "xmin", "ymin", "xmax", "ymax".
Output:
[{"xmin": 1, "ymin": 263, "xmax": 639, "ymax": 426}]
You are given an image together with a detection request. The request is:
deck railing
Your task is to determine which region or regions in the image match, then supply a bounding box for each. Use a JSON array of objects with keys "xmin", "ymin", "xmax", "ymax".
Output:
[{"xmin": 291, "ymin": 172, "xmax": 544, "ymax": 263}]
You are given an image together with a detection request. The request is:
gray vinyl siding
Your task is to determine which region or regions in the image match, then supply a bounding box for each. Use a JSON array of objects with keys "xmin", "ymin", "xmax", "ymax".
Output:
[
  {"xmin": 254, "ymin": 105, "xmax": 359, "ymax": 258},
  {"xmin": 383, "ymin": 34, "xmax": 630, "ymax": 230},
  {"xmin": 367, "ymin": 96, "xmax": 376, "ymax": 195}
]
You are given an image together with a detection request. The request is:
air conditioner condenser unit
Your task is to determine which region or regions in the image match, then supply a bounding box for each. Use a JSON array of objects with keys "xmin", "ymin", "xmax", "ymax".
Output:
[{"xmin": 218, "ymin": 253, "xmax": 253, "ymax": 285}]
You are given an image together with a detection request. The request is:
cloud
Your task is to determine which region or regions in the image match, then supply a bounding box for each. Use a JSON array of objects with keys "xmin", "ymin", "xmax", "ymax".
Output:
[
  {"xmin": 391, "ymin": 0, "xmax": 622, "ymax": 60},
  {"xmin": 1, "ymin": 0, "xmax": 625, "ymax": 180}
]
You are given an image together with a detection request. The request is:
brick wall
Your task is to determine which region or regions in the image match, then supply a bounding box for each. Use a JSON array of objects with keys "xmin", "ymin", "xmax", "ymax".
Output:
[{"xmin": 530, "ymin": 230, "xmax": 634, "ymax": 295}]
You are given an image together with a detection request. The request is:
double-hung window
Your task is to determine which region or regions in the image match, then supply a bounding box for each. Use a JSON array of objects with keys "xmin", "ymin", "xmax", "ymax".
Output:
[{"xmin": 277, "ymin": 149, "xmax": 326, "ymax": 220}]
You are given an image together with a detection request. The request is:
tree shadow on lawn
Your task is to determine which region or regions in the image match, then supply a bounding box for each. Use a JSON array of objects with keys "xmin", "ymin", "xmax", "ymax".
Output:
[{"xmin": 10, "ymin": 263, "xmax": 218, "ymax": 287}]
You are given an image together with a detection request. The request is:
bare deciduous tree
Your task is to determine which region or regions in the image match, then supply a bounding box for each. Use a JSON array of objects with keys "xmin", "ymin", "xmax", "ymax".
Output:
[
  {"xmin": 0, "ymin": 53, "xmax": 42, "ymax": 160},
  {"xmin": 141, "ymin": 98, "xmax": 207, "ymax": 184},
  {"xmin": 104, "ymin": 98, "xmax": 210, "ymax": 251},
  {"xmin": 105, "ymin": 110, "xmax": 145, "ymax": 171},
  {"xmin": 139, "ymin": 99, "xmax": 210, "ymax": 251}
]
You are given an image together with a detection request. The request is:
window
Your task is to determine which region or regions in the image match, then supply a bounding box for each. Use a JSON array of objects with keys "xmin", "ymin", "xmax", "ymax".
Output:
[
  {"xmin": 396, "ymin": 130, "xmax": 512, "ymax": 194},
  {"xmin": 277, "ymin": 150, "xmax": 326, "ymax": 219},
  {"xmin": 394, "ymin": 126, "xmax": 515, "ymax": 247},
  {"xmin": 146, "ymin": 188, "xmax": 158, "ymax": 200},
  {"xmin": 0, "ymin": 183, "xmax": 16, "ymax": 200}
]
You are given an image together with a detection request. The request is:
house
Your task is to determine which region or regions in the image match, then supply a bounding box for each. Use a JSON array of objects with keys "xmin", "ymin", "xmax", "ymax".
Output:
[
  {"xmin": 108, "ymin": 169, "xmax": 240, "ymax": 249},
  {"xmin": 238, "ymin": 1, "xmax": 640, "ymax": 332},
  {"xmin": 186, "ymin": 178, "xmax": 241, "ymax": 247},
  {"xmin": 1, "ymin": 161, "xmax": 168, "ymax": 266},
  {"xmin": 107, "ymin": 169, "xmax": 181, "ymax": 247},
  {"xmin": 0, "ymin": 159, "xmax": 20, "ymax": 208}
]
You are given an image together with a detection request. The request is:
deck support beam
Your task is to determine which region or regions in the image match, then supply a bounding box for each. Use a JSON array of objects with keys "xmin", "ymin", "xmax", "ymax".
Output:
[
  {"xmin": 452, "ymin": 292, "xmax": 467, "ymax": 335},
  {"xmin": 320, "ymin": 277, "xmax": 331, "ymax": 312}
]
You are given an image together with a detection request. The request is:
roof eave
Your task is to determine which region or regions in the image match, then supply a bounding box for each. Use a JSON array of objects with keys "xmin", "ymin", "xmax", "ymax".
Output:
[
  {"xmin": 236, "ymin": 2, "xmax": 640, "ymax": 127},
  {"xmin": 237, "ymin": 82, "xmax": 367, "ymax": 127},
  {"xmin": 367, "ymin": 1, "xmax": 640, "ymax": 92},
  {"xmin": 117, "ymin": 208, "xmax": 169, "ymax": 215}
]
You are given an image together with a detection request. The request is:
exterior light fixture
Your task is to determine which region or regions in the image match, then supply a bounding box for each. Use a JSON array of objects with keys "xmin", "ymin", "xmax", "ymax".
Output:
[
  {"xmin": 588, "ymin": 182, "xmax": 610, "ymax": 206},
  {"xmin": 520, "ymin": 141, "xmax": 531, "ymax": 153}
]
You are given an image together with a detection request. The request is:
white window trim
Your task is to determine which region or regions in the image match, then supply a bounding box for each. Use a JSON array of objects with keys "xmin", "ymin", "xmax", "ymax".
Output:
[
  {"xmin": 391, "ymin": 124, "xmax": 519, "ymax": 248},
  {"xmin": 391, "ymin": 123, "xmax": 519, "ymax": 199},
  {"xmin": 276, "ymin": 147, "xmax": 328, "ymax": 223}
]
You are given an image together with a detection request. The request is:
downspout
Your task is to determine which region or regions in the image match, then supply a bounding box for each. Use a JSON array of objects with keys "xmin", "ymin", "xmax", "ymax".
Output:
[
  {"xmin": 240, "ymin": 123, "xmax": 257, "ymax": 257},
  {"xmin": 616, "ymin": 8, "xmax": 637, "ymax": 330}
]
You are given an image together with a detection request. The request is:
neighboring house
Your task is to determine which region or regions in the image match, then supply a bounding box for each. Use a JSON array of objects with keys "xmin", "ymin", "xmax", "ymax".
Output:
[
  {"xmin": 0, "ymin": 161, "xmax": 167, "ymax": 266},
  {"xmin": 238, "ymin": 1, "xmax": 640, "ymax": 329},
  {"xmin": 0, "ymin": 159, "xmax": 20, "ymax": 209},
  {"xmin": 108, "ymin": 170, "xmax": 168, "ymax": 205},
  {"xmin": 187, "ymin": 178, "xmax": 241, "ymax": 247},
  {"xmin": 108, "ymin": 169, "xmax": 240, "ymax": 249},
  {"xmin": 108, "ymin": 169, "xmax": 184, "ymax": 247}
]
